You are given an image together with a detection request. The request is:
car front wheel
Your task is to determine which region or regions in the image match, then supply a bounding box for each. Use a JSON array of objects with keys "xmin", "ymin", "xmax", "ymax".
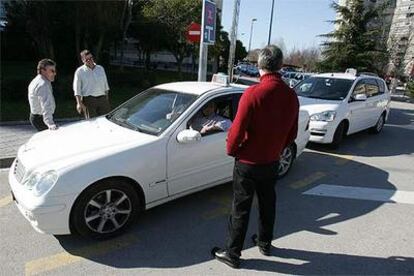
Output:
[
  {"xmin": 278, "ymin": 144, "xmax": 295, "ymax": 178},
  {"xmin": 71, "ymin": 180, "xmax": 140, "ymax": 238}
]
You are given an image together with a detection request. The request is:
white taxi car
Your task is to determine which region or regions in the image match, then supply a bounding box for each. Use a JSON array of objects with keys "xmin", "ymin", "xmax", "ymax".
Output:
[
  {"xmin": 294, "ymin": 70, "xmax": 390, "ymax": 147},
  {"xmin": 9, "ymin": 76, "xmax": 310, "ymax": 238}
]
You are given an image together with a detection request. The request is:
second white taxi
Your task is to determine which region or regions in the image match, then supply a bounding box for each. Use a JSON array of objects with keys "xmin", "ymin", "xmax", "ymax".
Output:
[
  {"xmin": 9, "ymin": 76, "xmax": 310, "ymax": 238},
  {"xmin": 294, "ymin": 70, "xmax": 391, "ymax": 147}
]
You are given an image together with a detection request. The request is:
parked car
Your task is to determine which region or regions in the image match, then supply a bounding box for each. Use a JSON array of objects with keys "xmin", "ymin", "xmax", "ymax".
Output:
[
  {"xmin": 9, "ymin": 76, "xmax": 310, "ymax": 238},
  {"xmin": 294, "ymin": 71, "xmax": 391, "ymax": 147}
]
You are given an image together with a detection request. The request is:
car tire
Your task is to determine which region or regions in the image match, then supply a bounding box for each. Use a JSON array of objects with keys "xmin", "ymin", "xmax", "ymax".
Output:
[
  {"xmin": 278, "ymin": 144, "xmax": 296, "ymax": 179},
  {"xmin": 369, "ymin": 113, "xmax": 385, "ymax": 134},
  {"xmin": 70, "ymin": 179, "xmax": 141, "ymax": 239},
  {"xmin": 330, "ymin": 122, "xmax": 346, "ymax": 149}
]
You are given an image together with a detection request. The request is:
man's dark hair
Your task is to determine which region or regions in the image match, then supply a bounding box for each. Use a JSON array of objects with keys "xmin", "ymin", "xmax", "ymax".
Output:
[
  {"xmin": 37, "ymin": 59, "xmax": 56, "ymax": 74},
  {"xmin": 257, "ymin": 45, "xmax": 283, "ymax": 72}
]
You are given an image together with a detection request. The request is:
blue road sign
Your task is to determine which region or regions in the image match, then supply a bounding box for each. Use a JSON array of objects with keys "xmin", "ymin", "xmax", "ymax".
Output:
[{"xmin": 203, "ymin": 0, "xmax": 216, "ymax": 44}]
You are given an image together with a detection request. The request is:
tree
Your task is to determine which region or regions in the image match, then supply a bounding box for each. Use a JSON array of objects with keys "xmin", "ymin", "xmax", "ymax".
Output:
[
  {"xmin": 285, "ymin": 47, "xmax": 320, "ymax": 72},
  {"xmin": 3, "ymin": 1, "xmax": 127, "ymax": 70},
  {"xmin": 142, "ymin": 0, "xmax": 202, "ymax": 75},
  {"xmin": 318, "ymin": 0, "xmax": 390, "ymax": 74}
]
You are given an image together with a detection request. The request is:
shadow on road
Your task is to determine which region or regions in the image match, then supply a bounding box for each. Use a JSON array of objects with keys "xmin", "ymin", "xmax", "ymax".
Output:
[{"xmin": 54, "ymin": 151, "xmax": 412, "ymax": 274}]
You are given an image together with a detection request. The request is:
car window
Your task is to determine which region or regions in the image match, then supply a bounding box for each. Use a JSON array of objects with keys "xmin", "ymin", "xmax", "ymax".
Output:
[
  {"xmin": 365, "ymin": 79, "xmax": 380, "ymax": 97},
  {"xmin": 295, "ymin": 77, "xmax": 354, "ymax": 100},
  {"xmin": 187, "ymin": 94, "xmax": 235, "ymax": 136},
  {"xmin": 352, "ymin": 80, "xmax": 367, "ymax": 96},
  {"xmin": 375, "ymin": 79, "xmax": 386, "ymax": 94},
  {"xmin": 107, "ymin": 88, "xmax": 197, "ymax": 135}
]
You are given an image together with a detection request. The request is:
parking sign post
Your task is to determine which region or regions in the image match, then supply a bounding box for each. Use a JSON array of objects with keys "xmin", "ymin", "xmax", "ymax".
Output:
[{"xmin": 198, "ymin": 0, "xmax": 216, "ymax": 82}]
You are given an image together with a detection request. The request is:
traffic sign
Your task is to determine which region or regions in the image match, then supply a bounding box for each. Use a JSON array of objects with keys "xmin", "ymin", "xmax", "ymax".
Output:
[
  {"xmin": 202, "ymin": 0, "xmax": 216, "ymax": 44},
  {"xmin": 186, "ymin": 22, "xmax": 201, "ymax": 43}
]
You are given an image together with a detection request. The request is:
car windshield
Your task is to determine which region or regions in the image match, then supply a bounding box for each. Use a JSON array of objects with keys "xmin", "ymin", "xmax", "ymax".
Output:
[
  {"xmin": 294, "ymin": 77, "xmax": 354, "ymax": 100},
  {"xmin": 107, "ymin": 88, "xmax": 197, "ymax": 135}
]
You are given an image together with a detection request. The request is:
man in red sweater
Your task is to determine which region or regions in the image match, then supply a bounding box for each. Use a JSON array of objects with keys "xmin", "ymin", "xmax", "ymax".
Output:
[{"xmin": 214, "ymin": 45, "xmax": 299, "ymax": 268}]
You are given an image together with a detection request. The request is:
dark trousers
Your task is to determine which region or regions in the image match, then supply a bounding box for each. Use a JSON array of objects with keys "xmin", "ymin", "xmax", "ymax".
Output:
[
  {"xmin": 29, "ymin": 113, "xmax": 48, "ymax": 131},
  {"xmin": 226, "ymin": 160, "xmax": 278, "ymax": 257},
  {"xmin": 83, "ymin": 95, "xmax": 111, "ymax": 118}
]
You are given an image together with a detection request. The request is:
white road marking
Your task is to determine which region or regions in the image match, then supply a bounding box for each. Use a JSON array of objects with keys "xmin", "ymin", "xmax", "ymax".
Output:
[{"xmin": 304, "ymin": 184, "xmax": 414, "ymax": 205}]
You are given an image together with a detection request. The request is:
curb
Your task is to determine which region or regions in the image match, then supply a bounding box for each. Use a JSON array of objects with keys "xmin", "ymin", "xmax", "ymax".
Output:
[
  {"xmin": 0, "ymin": 118, "xmax": 80, "ymax": 126},
  {"xmin": 391, "ymin": 95, "xmax": 414, "ymax": 104}
]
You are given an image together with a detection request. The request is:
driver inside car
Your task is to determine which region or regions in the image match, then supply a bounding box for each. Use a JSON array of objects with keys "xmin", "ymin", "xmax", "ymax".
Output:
[{"xmin": 190, "ymin": 102, "xmax": 232, "ymax": 135}]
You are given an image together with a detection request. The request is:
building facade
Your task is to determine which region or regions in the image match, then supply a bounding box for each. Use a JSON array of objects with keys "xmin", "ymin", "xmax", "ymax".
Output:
[{"xmin": 338, "ymin": 0, "xmax": 414, "ymax": 76}]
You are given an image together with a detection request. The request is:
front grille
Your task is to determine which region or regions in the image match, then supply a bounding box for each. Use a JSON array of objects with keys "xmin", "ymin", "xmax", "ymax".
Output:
[{"xmin": 14, "ymin": 159, "xmax": 26, "ymax": 183}]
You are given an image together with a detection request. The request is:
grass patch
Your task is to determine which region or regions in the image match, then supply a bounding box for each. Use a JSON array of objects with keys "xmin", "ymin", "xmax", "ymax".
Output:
[{"xmin": 1, "ymin": 61, "xmax": 197, "ymax": 121}]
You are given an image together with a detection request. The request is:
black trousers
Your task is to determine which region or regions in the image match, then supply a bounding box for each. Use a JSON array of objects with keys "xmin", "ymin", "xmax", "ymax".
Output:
[
  {"xmin": 226, "ymin": 160, "xmax": 278, "ymax": 257},
  {"xmin": 29, "ymin": 113, "xmax": 48, "ymax": 131},
  {"xmin": 83, "ymin": 95, "xmax": 111, "ymax": 118}
]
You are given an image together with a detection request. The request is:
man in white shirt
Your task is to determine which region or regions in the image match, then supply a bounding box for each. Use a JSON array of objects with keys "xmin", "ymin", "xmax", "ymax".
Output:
[
  {"xmin": 190, "ymin": 102, "xmax": 232, "ymax": 135},
  {"xmin": 28, "ymin": 59, "xmax": 58, "ymax": 131},
  {"xmin": 73, "ymin": 49, "xmax": 111, "ymax": 118}
]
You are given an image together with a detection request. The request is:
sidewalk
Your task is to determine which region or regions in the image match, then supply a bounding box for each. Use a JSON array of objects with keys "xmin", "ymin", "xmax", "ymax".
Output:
[
  {"xmin": 0, "ymin": 124, "xmax": 35, "ymax": 168},
  {"xmin": 0, "ymin": 119, "xmax": 79, "ymax": 168}
]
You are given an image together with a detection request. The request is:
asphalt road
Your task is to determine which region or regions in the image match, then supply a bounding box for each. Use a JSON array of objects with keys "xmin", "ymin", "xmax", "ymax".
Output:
[{"xmin": 1, "ymin": 101, "xmax": 413, "ymax": 275}]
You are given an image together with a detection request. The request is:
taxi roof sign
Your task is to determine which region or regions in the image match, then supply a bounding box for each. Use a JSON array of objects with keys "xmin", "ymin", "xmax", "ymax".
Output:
[{"xmin": 211, "ymin": 73, "xmax": 229, "ymax": 86}]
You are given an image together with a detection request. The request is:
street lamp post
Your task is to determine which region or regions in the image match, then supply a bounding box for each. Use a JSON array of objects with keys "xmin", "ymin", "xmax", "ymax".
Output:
[
  {"xmin": 248, "ymin": 18, "xmax": 257, "ymax": 52},
  {"xmin": 267, "ymin": 0, "xmax": 275, "ymax": 45}
]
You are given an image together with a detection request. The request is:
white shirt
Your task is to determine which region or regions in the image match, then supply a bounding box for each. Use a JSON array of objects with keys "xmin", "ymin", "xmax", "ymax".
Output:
[
  {"xmin": 28, "ymin": 74, "xmax": 56, "ymax": 127},
  {"xmin": 73, "ymin": 64, "xmax": 109, "ymax": 97},
  {"xmin": 191, "ymin": 113, "xmax": 232, "ymax": 132}
]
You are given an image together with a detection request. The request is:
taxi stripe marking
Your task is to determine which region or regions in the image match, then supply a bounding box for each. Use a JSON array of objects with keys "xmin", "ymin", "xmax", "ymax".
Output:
[
  {"xmin": 289, "ymin": 172, "xmax": 327, "ymax": 189},
  {"xmin": 0, "ymin": 195, "xmax": 12, "ymax": 208},
  {"xmin": 25, "ymin": 234, "xmax": 139, "ymax": 276}
]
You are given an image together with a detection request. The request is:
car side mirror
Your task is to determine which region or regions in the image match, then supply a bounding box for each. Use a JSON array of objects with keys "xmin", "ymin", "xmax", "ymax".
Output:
[
  {"xmin": 353, "ymin": 94, "xmax": 367, "ymax": 101},
  {"xmin": 177, "ymin": 129, "xmax": 201, "ymax": 144}
]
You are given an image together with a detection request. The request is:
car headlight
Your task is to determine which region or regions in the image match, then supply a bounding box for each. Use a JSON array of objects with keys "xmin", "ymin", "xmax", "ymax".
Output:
[
  {"xmin": 23, "ymin": 170, "xmax": 58, "ymax": 196},
  {"xmin": 310, "ymin": 111, "xmax": 336, "ymax": 122}
]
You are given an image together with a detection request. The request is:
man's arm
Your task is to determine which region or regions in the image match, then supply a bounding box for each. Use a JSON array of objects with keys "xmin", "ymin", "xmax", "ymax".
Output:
[
  {"xmin": 73, "ymin": 70, "xmax": 86, "ymax": 114},
  {"xmin": 38, "ymin": 85, "xmax": 57, "ymax": 130},
  {"xmin": 102, "ymin": 67, "xmax": 110, "ymax": 97},
  {"xmin": 284, "ymin": 95, "xmax": 299, "ymax": 148},
  {"xmin": 226, "ymin": 91, "xmax": 253, "ymax": 156}
]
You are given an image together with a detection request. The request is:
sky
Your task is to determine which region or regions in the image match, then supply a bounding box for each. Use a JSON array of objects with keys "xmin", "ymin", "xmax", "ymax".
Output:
[{"xmin": 221, "ymin": 0, "xmax": 337, "ymax": 53}]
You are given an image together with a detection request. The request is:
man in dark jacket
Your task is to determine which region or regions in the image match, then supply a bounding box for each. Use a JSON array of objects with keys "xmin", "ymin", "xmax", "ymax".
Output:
[{"xmin": 214, "ymin": 45, "xmax": 299, "ymax": 268}]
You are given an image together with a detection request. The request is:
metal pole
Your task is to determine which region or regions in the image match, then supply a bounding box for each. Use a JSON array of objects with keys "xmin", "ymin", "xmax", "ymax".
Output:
[
  {"xmin": 198, "ymin": 0, "xmax": 207, "ymax": 81},
  {"xmin": 227, "ymin": 0, "xmax": 241, "ymax": 80},
  {"xmin": 248, "ymin": 19, "xmax": 256, "ymax": 52},
  {"xmin": 267, "ymin": 0, "xmax": 275, "ymax": 45}
]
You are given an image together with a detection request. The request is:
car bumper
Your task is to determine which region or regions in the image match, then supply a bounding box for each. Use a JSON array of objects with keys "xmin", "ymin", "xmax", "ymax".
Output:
[
  {"xmin": 8, "ymin": 160, "xmax": 75, "ymax": 235},
  {"xmin": 308, "ymin": 121, "xmax": 336, "ymax": 144}
]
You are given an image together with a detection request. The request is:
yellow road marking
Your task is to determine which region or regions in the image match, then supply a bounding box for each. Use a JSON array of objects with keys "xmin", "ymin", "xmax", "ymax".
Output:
[
  {"xmin": 335, "ymin": 154, "xmax": 354, "ymax": 165},
  {"xmin": 357, "ymin": 141, "xmax": 368, "ymax": 149},
  {"xmin": 203, "ymin": 194, "xmax": 232, "ymax": 219},
  {"xmin": 0, "ymin": 195, "xmax": 12, "ymax": 208},
  {"xmin": 25, "ymin": 234, "xmax": 139, "ymax": 276},
  {"xmin": 289, "ymin": 172, "xmax": 327, "ymax": 189},
  {"xmin": 203, "ymin": 206, "xmax": 230, "ymax": 220}
]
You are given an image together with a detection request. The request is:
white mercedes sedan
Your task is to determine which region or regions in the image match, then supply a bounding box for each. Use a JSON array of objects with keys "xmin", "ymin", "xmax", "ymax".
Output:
[{"xmin": 9, "ymin": 77, "xmax": 310, "ymax": 238}]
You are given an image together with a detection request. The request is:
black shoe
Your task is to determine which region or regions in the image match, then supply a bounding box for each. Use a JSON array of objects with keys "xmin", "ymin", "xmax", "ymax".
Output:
[
  {"xmin": 251, "ymin": 234, "xmax": 272, "ymax": 256},
  {"xmin": 212, "ymin": 247, "xmax": 240, "ymax": 269}
]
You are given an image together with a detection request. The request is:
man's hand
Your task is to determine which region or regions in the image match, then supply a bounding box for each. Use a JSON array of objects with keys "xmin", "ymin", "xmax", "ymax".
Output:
[
  {"xmin": 76, "ymin": 102, "xmax": 86, "ymax": 115},
  {"xmin": 49, "ymin": 124, "xmax": 58, "ymax": 130},
  {"xmin": 200, "ymin": 124, "xmax": 219, "ymax": 134}
]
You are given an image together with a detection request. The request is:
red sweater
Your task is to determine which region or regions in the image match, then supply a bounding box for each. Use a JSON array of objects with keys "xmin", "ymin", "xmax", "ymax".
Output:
[{"xmin": 227, "ymin": 73, "xmax": 299, "ymax": 165}]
